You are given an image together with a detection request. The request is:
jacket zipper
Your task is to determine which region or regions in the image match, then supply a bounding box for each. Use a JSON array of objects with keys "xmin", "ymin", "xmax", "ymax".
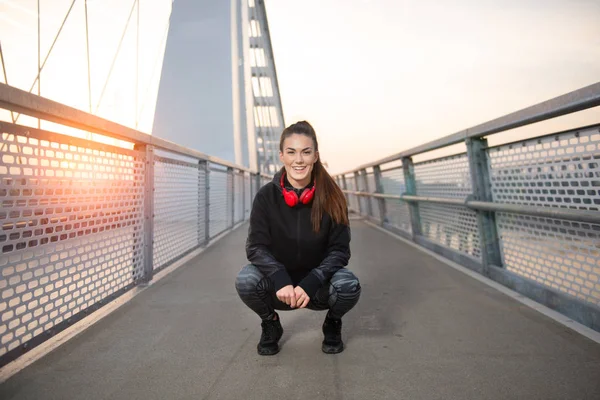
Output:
[{"xmin": 296, "ymin": 209, "xmax": 301, "ymax": 262}]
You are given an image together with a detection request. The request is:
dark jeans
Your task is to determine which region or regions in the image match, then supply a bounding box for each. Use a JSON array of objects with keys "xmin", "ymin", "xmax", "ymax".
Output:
[{"xmin": 235, "ymin": 264, "xmax": 361, "ymax": 320}]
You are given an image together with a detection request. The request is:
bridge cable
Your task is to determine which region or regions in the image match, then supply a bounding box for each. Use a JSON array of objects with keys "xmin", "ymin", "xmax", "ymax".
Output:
[
  {"xmin": 11, "ymin": 0, "xmax": 78, "ymax": 124},
  {"xmin": 135, "ymin": 0, "xmax": 139, "ymax": 129},
  {"xmin": 84, "ymin": 0, "xmax": 92, "ymax": 114},
  {"xmin": 0, "ymin": 42, "xmax": 15, "ymax": 124},
  {"xmin": 0, "ymin": 41, "xmax": 24, "ymax": 164},
  {"xmin": 137, "ymin": 16, "xmax": 171, "ymax": 129},
  {"xmin": 94, "ymin": 0, "xmax": 138, "ymax": 114},
  {"xmin": 84, "ymin": 0, "xmax": 93, "ymax": 141},
  {"xmin": 37, "ymin": 0, "xmax": 40, "ymax": 128}
]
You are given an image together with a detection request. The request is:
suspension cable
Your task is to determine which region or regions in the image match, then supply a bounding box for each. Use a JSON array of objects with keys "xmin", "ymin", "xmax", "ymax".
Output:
[
  {"xmin": 94, "ymin": 0, "xmax": 137, "ymax": 114},
  {"xmin": 135, "ymin": 0, "xmax": 139, "ymax": 128},
  {"xmin": 84, "ymin": 0, "xmax": 93, "ymax": 140},
  {"xmin": 12, "ymin": 0, "xmax": 78, "ymax": 124},
  {"xmin": 0, "ymin": 41, "xmax": 15, "ymax": 124},
  {"xmin": 0, "ymin": 42, "xmax": 23, "ymax": 163},
  {"xmin": 84, "ymin": 0, "xmax": 92, "ymax": 113},
  {"xmin": 37, "ymin": 0, "xmax": 41, "ymax": 128},
  {"xmin": 137, "ymin": 16, "xmax": 171, "ymax": 128},
  {"xmin": 29, "ymin": 0, "xmax": 77, "ymax": 94}
]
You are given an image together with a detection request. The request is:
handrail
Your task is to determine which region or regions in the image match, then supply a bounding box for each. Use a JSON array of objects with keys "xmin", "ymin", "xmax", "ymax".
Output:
[
  {"xmin": 340, "ymin": 81, "xmax": 600, "ymax": 175},
  {"xmin": 0, "ymin": 82, "xmax": 274, "ymax": 366},
  {"xmin": 0, "ymin": 82, "xmax": 268, "ymax": 176},
  {"xmin": 343, "ymin": 190, "xmax": 600, "ymax": 224}
]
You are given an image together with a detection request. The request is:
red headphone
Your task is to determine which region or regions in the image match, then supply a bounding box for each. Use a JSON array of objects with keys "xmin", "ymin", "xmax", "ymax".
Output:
[{"xmin": 280, "ymin": 171, "xmax": 316, "ymax": 207}]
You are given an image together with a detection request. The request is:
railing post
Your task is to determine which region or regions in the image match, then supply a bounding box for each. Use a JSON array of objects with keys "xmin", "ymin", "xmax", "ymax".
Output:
[
  {"xmin": 228, "ymin": 167, "xmax": 234, "ymax": 228},
  {"xmin": 373, "ymin": 165, "xmax": 387, "ymax": 225},
  {"xmin": 199, "ymin": 160, "xmax": 210, "ymax": 245},
  {"xmin": 402, "ymin": 157, "xmax": 422, "ymax": 239},
  {"xmin": 138, "ymin": 144, "xmax": 154, "ymax": 284},
  {"xmin": 354, "ymin": 171, "xmax": 363, "ymax": 215},
  {"xmin": 466, "ymin": 138, "xmax": 502, "ymax": 271},
  {"xmin": 255, "ymin": 173, "xmax": 261, "ymax": 197},
  {"xmin": 242, "ymin": 172, "xmax": 246, "ymax": 221},
  {"xmin": 249, "ymin": 173, "xmax": 254, "ymax": 202},
  {"xmin": 254, "ymin": 173, "xmax": 258, "ymax": 200},
  {"xmin": 197, "ymin": 160, "xmax": 202, "ymax": 246},
  {"xmin": 341, "ymin": 174, "xmax": 348, "ymax": 205},
  {"xmin": 360, "ymin": 169, "xmax": 373, "ymax": 218}
]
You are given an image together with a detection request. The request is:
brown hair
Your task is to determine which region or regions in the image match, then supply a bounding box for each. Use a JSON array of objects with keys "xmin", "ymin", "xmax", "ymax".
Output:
[{"xmin": 279, "ymin": 121, "xmax": 349, "ymax": 232}]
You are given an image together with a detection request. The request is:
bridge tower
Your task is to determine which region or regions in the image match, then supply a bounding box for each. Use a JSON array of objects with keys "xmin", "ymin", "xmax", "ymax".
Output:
[{"xmin": 152, "ymin": 0, "xmax": 285, "ymax": 175}]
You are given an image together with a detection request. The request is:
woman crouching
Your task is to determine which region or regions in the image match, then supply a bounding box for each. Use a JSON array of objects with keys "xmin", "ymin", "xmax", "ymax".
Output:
[{"xmin": 235, "ymin": 120, "xmax": 361, "ymax": 356}]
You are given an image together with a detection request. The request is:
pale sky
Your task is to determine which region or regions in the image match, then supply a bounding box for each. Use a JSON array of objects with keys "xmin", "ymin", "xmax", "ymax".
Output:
[
  {"xmin": 264, "ymin": 0, "xmax": 600, "ymax": 172},
  {"xmin": 1, "ymin": 0, "xmax": 599, "ymax": 173},
  {"xmin": 0, "ymin": 0, "xmax": 171, "ymax": 141}
]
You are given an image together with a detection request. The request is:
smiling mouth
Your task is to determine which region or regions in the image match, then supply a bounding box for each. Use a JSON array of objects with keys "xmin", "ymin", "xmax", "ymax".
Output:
[{"xmin": 292, "ymin": 166, "xmax": 306, "ymax": 171}]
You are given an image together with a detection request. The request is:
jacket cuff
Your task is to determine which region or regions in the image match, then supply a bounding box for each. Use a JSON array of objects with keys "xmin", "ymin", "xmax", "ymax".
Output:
[
  {"xmin": 270, "ymin": 269, "xmax": 293, "ymax": 292},
  {"xmin": 297, "ymin": 272, "xmax": 323, "ymax": 300}
]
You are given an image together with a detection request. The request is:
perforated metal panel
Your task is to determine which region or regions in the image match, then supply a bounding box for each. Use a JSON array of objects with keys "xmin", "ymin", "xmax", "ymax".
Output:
[
  {"xmin": 419, "ymin": 204, "xmax": 481, "ymax": 259},
  {"xmin": 381, "ymin": 167, "xmax": 412, "ymax": 234},
  {"xmin": 209, "ymin": 168, "xmax": 229, "ymax": 238},
  {"xmin": 153, "ymin": 157, "xmax": 202, "ymax": 270},
  {"xmin": 380, "ymin": 167, "xmax": 406, "ymax": 195},
  {"xmin": 415, "ymin": 153, "xmax": 472, "ymax": 199},
  {"xmin": 497, "ymin": 213, "xmax": 600, "ymax": 307},
  {"xmin": 0, "ymin": 131, "xmax": 145, "ymax": 358},
  {"xmin": 384, "ymin": 199, "xmax": 412, "ymax": 234},
  {"xmin": 488, "ymin": 127, "xmax": 600, "ymax": 210},
  {"xmin": 489, "ymin": 127, "xmax": 600, "ymax": 306},
  {"xmin": 413, "ymin": 154, "xmax": 479, "ymax": 258}
]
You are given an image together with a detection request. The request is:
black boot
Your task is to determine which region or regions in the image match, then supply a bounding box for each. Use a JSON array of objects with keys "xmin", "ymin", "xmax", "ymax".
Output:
[
  {"xmin": 322, "ymin": 314, "xmax": 344, "ymax": 354},
  {"xmin": 257, "ymin": 313, "xmax": 283, "ymax": 356}
]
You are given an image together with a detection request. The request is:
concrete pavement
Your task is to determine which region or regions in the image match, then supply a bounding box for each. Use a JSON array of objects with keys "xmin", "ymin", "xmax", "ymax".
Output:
[{"xmin": 1, "ymin": 220, "xmax": 599, "ymax": 399}]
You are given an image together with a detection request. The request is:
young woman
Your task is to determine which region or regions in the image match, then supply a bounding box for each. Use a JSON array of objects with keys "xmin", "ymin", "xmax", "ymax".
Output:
[{"xmin": 235, "ymin": 121, "xmax": 361, "ymax": 356}]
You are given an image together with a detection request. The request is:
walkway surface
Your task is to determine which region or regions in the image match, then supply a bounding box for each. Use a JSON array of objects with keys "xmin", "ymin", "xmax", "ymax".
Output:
[{"xmin": 1, "ymin": 220, "xmax": 599, "ymax": 400}]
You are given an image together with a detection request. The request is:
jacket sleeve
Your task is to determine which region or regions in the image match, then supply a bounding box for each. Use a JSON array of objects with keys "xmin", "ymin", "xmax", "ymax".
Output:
[
  {"xmin": 245, "ymin": 191, "xmax": 293, "ymax": 291},
  {"xmin": 297, "ymin": 212, "xmax": 351, "ymax": 299}
]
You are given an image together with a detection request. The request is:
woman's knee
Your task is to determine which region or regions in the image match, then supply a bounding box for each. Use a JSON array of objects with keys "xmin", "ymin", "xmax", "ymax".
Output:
[
  {"xmin": 330, "ymin": 269, "xmax": 361, "ymax": 296},
  {"xmin": 235, "ymin": 264, "xmax": 264, "ymax": 293}
]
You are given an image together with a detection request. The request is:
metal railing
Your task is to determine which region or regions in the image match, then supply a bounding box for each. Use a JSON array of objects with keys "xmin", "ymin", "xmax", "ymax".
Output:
[
  {"xmin": 335, "ymin": 81, "xmax": 600, "ymax": 333},
  {"xmin": 0, "ymin": 83, "xmax": 270, "ymax": 367}
]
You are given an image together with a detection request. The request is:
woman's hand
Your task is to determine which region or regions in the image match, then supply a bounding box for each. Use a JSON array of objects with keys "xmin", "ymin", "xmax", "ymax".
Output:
[
  {"xmin": 276, "ymin": 285, "xmax": 297, "ymax": 308},
  {"xmin": 293, "ymin": 286, "xmax": 310, "ymax": 309}
]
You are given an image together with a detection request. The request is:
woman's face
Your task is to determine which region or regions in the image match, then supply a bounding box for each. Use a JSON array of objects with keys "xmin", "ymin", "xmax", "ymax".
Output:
[{"xmin": 279, "ymin": 133, "xmax": 318, "ymax": 189}]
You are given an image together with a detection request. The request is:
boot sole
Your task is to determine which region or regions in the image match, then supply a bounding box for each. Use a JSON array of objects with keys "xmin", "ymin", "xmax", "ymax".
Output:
[
  {"xmin": 257, "ymin": 345, "xmax": 280, "ymax": 356},
  {"xmin": 322, "ymin": 342, "xmax": 344, "ymax": 354}
]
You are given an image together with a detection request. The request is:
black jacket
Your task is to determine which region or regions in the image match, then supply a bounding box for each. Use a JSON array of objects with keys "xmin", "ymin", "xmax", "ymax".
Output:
[{"xmin": 245, "ymin": 171, "xmax": 351, "ymax": 299}]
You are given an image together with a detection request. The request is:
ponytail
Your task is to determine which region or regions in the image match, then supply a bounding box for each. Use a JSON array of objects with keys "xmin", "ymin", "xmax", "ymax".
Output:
[{"xmin": 311, "ymin": 158, "xmax": 349, "ymax": 232}]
